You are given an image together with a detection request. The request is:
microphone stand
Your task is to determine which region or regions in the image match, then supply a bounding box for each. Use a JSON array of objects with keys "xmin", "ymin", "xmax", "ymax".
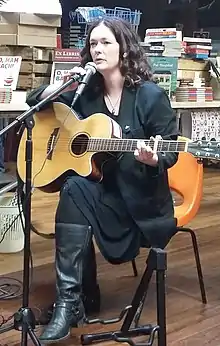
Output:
[{"xmin": 0, "ymin": 74, "xmax": 81, "ymax": 346}]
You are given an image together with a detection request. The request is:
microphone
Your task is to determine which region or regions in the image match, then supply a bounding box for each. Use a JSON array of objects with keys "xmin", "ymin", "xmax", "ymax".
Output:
[{"xmin": 71, "ymin": 62, "xmax": 97, "ymax": 107}]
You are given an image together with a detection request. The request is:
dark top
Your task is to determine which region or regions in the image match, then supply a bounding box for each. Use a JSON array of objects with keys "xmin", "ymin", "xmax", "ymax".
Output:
[{"xmin": 26, "ymin": 81, "xmax": 179, "ymax": 258}]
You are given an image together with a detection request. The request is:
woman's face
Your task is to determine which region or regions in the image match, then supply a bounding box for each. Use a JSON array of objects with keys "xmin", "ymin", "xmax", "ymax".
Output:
[{"xmin": 89, "ymin": 23, "xmax": 120, "ymax": 75}]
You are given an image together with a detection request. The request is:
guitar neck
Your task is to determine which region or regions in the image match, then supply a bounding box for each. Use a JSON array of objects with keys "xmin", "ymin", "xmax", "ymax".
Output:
[{"xmin": 87, "ymin": 138, "xmax": 188, "ymax": 153}]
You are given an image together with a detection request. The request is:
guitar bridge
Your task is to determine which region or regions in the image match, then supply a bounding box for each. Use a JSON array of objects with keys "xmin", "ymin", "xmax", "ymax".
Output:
[{"xmin": 47, "ymin": 128, "xmax": 60, "ymax": 160}]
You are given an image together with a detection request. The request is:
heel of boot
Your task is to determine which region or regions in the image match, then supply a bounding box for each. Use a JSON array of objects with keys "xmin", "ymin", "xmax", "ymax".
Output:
[
  {"xmin": 70, "ymin": 300, "xmax": 85, "ymax": 327},
  {"xmin": 76, "ymin": 316, "xmax": 85, "ymax": 327}
]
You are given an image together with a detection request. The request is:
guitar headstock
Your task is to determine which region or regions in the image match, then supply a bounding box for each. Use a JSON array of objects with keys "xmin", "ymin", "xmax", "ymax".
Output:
[{"xmin": 188, "ymin": 140, "xmax": 220, "ymax": 160}]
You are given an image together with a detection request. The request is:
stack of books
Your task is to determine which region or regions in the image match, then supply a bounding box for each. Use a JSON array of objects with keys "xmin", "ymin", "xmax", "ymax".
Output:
[
  {"xmin": 183, "ymin": 37, "xmax": 212, "ymax": 60},
  {"xmin": 143, "ymin": 28, "xmax": 182, "ymax": 57},
  {"xmin": 0, "ymin": 88, "xmax": 12, "ymax": 104},
  {"xmin": 163, "ymin": 41, "xmax": 182, "ymax": 57},
  {"xmin": 175, "ymin": 86, "xmax": 213, "ymax": 102}
]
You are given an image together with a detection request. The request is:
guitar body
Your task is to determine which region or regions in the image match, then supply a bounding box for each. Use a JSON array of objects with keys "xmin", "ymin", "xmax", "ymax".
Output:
[
  {"xmin": 17, "ymin": 102, "xmax": 120, "ymax": 193},
  {"xmin": 18, "ymin": 102, "xmax": 218, "ymax": 193}
]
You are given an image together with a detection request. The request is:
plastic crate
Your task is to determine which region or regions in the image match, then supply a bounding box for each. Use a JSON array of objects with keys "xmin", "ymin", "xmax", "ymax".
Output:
[
  {"xmin": 76, "ymin": 37, "xmax": 86, "ymax": 49},
  {"xmin": 0, "ymin": 193, "xmax": 24, "ymax": 254},
  {"xmin": 70, "ymin": 7, "xmax": 142, "ymax": 33}
]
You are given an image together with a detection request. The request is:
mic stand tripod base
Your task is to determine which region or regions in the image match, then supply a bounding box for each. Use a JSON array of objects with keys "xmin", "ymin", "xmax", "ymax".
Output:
[{"xmin": 14, "ymin": 308, "xmax": 41, "ymax": 346}]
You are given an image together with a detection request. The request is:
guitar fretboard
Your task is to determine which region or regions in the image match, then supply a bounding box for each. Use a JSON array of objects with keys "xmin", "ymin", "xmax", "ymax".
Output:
[{"xmin": 87, "ymin": 139, "xmax": 187, "ymax": 152}]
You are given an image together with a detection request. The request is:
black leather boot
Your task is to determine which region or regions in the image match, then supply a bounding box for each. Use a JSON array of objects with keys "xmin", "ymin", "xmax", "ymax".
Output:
[
  {"xmin": 39, "ymin": 240, "xmax": 101, "ymax": 326},
  {"xmin": 39, "ymin": 223, "xmax": 92, "ymax": 344}
]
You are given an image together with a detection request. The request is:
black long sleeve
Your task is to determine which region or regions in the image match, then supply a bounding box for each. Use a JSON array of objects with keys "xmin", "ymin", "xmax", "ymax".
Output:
[
  {"xmin": 26, "ymin": 85, "xmax": 77, "ymax": 110},
  {"xmin": 144, "ymin": 88, "xmax": 179, "ymax": 174}
]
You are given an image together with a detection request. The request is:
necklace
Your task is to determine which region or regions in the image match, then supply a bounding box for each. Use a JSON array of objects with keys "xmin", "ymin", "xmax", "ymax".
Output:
[{"xmin": 105, "ymin": 93, "xmax": 121, "ymax": 115}]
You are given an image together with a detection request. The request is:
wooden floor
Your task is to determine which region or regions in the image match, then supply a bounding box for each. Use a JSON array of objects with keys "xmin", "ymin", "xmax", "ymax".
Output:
[{"xmin": 1, "ymin": 167, "xmax": 220, "ymax": 345}]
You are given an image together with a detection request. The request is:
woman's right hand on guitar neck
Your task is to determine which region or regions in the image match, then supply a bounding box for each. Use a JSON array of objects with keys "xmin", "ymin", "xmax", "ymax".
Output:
[{"xmin": 39, "ymin": 66, "xmax": 86, "ymax": 100}]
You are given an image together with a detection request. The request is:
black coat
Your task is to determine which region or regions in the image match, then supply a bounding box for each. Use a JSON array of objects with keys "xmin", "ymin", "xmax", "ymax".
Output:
[{"xmin": 27, "ymin": 81, "xmax": 179, "ymax": 261}]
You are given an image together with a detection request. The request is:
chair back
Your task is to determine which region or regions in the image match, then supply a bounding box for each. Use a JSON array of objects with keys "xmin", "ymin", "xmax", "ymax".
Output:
[{"xmin": 168, "ymin": 152, "xmax": 203, "ymax": 227}]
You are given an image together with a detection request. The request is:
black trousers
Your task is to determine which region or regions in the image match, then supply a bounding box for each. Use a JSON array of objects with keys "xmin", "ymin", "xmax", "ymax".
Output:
[{"xmin": 55, "ymin": 175, "xmax": 141, "ymax": 264}]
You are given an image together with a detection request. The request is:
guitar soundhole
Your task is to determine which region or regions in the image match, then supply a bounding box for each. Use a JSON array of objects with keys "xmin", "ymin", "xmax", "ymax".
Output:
[{"xmin": 71, "ymin": 134, "xmax": 89, "ymax": 156}]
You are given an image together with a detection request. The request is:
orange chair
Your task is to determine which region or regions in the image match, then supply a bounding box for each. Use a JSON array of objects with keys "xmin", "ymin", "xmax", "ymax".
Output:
[
  {"xmin": 168, "ymin": 152, "xmax": 206, "ymax": 304},
  {"xmin": 169, "ymin": 152, "xmax": 203, "ymax": 227},
  {"xmin": 131, "ymin": 152, "xmax": 207, "ymax": 304}
]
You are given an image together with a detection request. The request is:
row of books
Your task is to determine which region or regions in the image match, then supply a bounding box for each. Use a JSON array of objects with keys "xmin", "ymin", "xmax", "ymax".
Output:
[
  {"xmin": 143, "ymin": 28, "xmax": 212, "ymax": 59},
  {"xmin": 0, "ymin": 88, "xmax": 12, "ymax": 104},
  {"xmin": 175, "ymin": 86, "xmax": 213, "ymax": 102}
]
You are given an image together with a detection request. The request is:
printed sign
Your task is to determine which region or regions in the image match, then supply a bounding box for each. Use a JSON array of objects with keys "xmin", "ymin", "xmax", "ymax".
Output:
[
  {"xmin": 54, "ymin": 49, "xmax": 81, "ymax": 62},
  {"xmin": 0, "ymin": 56, "xmax": 22, "ymax": 90},
  {"xmin": 54, "ymin": 69, "xmax": 71, "ymax": 84},
  {"xmin": 50, "ymin": 61, "xmax": 80, "ymax": 85}
]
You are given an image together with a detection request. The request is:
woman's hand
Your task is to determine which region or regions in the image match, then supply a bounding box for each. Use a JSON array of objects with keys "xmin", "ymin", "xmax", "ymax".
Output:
[
  {"xmin": 39, "ymin": 66, "xmax": 87, "ymax": 101},
  {"xmin": 61, "ymin": 66, "xmax": 86, "ymax": 93},
  {"xmin": 134, "ymin": 136, "xmax": 161, "ymax": 167}
]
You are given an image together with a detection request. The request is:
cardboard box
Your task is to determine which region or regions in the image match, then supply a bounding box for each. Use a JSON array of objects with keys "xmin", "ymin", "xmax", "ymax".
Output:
[
  {"xmin": 0, "ymin": 46, "xmax": 54, "ymax": 62},
  {"xmin": 0, "ymin": 24, "xmax": 57, "ymax": 47},
  {"xmin": 0, "ymin": 0, "xmax": 62, "ymax": 16},
  {"xmin": 0, "ymin": 34, "xmax": 17, "ymax": 45},
  {"xmin": 20, "ymin": 61, "xmax": 52, "ymax": 74},
  {"xmin": 0, "ymin": 13, "xmax": 61, "ymax": 27},
  {"xmin": 0, "ymin": 23, "xmax": 57, "ymax": 35}
]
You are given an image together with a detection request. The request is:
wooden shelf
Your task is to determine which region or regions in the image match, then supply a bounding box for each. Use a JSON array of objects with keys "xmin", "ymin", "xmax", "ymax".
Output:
[
  {"xmin": 171, "ymin": 100, "xmax": 220, "ymax": 109},
  {"xmin": 0, "ymin": 103, "xmax": 29, "ymax": 112}
]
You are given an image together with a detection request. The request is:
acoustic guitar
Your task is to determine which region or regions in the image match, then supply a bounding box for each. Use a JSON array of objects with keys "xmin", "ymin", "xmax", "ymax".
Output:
[{"xmin": 17, "ymin": 102, "xmax": 220, "ymax": 193}]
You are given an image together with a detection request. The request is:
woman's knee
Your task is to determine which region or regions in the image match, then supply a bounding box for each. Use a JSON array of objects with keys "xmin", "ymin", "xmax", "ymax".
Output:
[
  {"xmin": 56, "ymin": 176, "xmax": 91, "ymax": 224},
  {"xmin": 61, "ymin": 175, "xmax": 97, "ymax": 196},
  {"xmin": 61, "ymin": 175, "xmax": 84, "ymax": 193}
]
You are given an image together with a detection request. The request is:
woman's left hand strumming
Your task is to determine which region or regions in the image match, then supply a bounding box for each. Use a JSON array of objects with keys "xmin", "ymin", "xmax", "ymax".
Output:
[{"xmin": 134, "ymin": 136, "xmax": 161, "ymax": 167}]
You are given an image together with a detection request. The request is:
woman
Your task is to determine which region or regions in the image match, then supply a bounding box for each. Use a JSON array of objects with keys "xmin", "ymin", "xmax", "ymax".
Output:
[{"xmin": 27, "ymin": 18, "xmax": 179, "ymax": 343}]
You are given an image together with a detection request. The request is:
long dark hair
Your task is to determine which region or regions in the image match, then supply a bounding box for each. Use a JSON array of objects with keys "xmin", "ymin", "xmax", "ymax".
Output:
[{"xmin": 80, "ymin": 17, "xmax": 152, "ymax": 89}]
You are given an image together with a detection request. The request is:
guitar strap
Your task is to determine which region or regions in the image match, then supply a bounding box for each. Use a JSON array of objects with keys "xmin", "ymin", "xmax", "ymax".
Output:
[
  {"xmin": 16, "ymin": 172, "xmax": 55, "ymax": 240},
  {"xmin": 31, "ymin": 223, "xmax": 55, "ymax": 240}
]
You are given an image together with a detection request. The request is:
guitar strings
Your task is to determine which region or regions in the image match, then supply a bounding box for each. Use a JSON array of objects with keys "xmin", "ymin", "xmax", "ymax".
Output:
[
  {"xmin": 31, "ymin": 139, "xmax": 188, "ymax": 154},
  {"xmin": 34, "ymin": 137, "xmax": 188, "ymax": 151},
  {"xmin": 35, "ymin": 138, "xmax": 188, "ymax": 146},
  {"xmin": 30, "ymin": 105, "xmax": 189, "ymax": 187}
]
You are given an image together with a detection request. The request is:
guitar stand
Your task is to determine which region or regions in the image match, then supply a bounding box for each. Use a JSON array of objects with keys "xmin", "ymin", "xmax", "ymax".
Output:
[{"xmin": 81, "ymin": 248, "xmax": 167, "ymax": 346}]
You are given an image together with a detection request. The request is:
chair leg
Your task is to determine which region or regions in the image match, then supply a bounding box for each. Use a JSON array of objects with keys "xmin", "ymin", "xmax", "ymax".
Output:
[
  {"xmin": 180, "ymin": 227, "xmax": 207, "ymax": 304},
  {"xmin": 131, "ymin": 259, "xmax": 138, "ymax": 277}
]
